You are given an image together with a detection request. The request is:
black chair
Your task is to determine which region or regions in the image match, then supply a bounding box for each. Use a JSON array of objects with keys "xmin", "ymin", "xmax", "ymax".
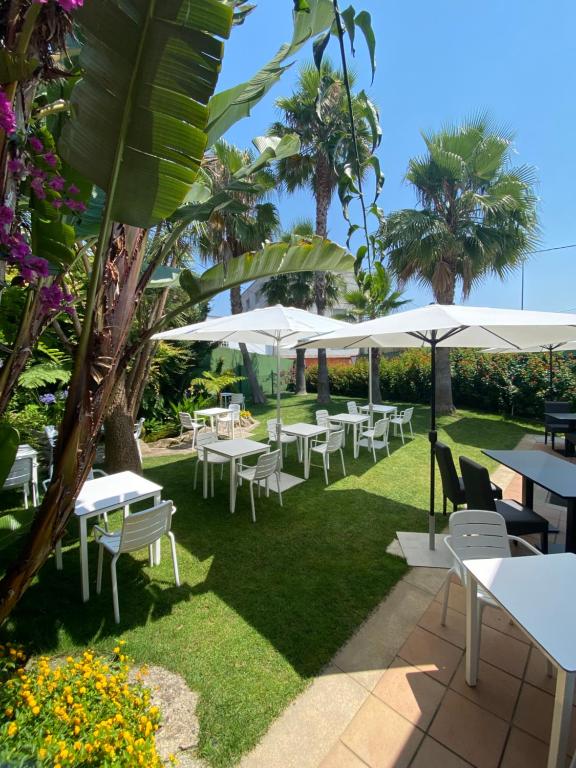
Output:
[
  {"xmin": 544, "ymin": 400, "xmax": 571, "ymax": 450},
  {"xmin": 459, "ymin": 456, "xmax": 549, "ymax": 553},
  {"xmin": 435, "ymin": 441, "xmax": 502, "ymax": 515}
]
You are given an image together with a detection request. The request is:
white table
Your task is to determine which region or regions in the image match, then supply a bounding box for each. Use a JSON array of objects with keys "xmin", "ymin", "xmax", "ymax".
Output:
[
  {"xmin": 15, "ymin": 444, "xmax": 39, "ymax": 506},
  {"xmin": 463, "ymin": 553, "xmax": 576, "ymax": 768},
  {"xmin": 203, "ymin": 438, "xmax": 270, "ymax": 514},
  {"xmin": 328, "ymin": 413, "xmax": 369, "ymax": 458},
  {"xmin": 219, "ymin": 392, "xmax": 233, "ymax": 408},
  {"xmin": 358, "ymin": 404, "xmax": 397, "ymax": 428},
  {"xmin": 281, "ymin": 423, "xmax": 329, "ymax": 479},
  {"xmin": 194, "ymin": 407, "xmax": 229, "ymax": 431},
  {"xmin": 73, "ymin": 471, "xmax": 162, "ymax": 603}
]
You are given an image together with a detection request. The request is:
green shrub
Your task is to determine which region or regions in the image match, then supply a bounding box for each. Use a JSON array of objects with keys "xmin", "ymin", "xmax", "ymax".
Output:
[
  {"xmin": 5, "ymin": 404, "xmax": 52, "ymax": 450},
  {"xmin": 305, "ymin": 350, "xmax": 576, "ymax": 417}
]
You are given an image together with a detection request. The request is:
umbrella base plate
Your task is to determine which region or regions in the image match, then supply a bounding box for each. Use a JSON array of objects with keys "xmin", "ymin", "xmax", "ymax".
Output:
[{"xmin": 394, "ymin": 532, "xmax": 452, "ymax": 568}]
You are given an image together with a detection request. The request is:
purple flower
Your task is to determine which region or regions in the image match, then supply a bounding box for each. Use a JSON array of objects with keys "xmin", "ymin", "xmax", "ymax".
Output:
[
  {"xmin": 0, "ymin": 89, "xmax": 16, "ymax": 135},
  {"xmin": 10, "ymin": 236, "xmax": 31, "ymax": 259},
  {"xmin": 39, "ymin": 393, "xmax": 57, "ymax": 405},
  {"xmin": 0, "ymin": 206, "xmax": 13, "ymax": 226},
  {"xmin": 43, "ymin": 152, "xmax": 57, "ymax": 168},
  {"xmin": 31, "ymin": 177, "xmax": 46, "ymax": 199},
  {"xmin": 58, "ymin": 389, "xmax": 69, "ymax": 400},
  {"xmin": 31, "ymin": 166, "xmax": 45, "ymax": 179},
  {"xmin": 8, "ymin": 158, "xmax": 24, "ymax": 176},
  {"xmin": 49, "ymin": 176, "xmax": 66, "ymax": 191},
  {"xmin": 65, "ymin": 199, "xmax": 87, "ymax": 214},
  {"xmin": 28, "ymin": 136, "xmax": 44, "ymax": 153},
  {"xmin": 56, "ymin": 0, "xmax": 84, "ymax": 11},
  {"xmin": 52, "ymin": 199, "xmax": 63, "ymax": 209},
  {"xmin": 67, "ymin": 184, "xmax": 80, "ymax": 196},
  {"xmin": 29, "ymin": 256, "xmax": 50, "ymax": 277}
]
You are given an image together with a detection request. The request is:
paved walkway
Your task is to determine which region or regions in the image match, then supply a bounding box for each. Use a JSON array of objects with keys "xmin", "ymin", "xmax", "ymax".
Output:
[{"xmin": 239, "ymin": 435, "xmax": 575, "ymax": 768}]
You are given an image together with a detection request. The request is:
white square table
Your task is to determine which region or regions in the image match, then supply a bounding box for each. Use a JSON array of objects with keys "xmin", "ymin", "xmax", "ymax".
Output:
[
  {"xmin": 358, "ymin": 404, "xmax": 397, "ymax": 427},
  {"xmin": 463, "ymin": 553, "xmax": 576, "ymax": 768},
  {"xmin": 15, "ymin": 444, "xmax": 39, "ymax": 506},
  {"xmin": 328, "ymin": 413, "xmax": 369, "ymax": 458},
  {"xmin": 194, "ymin": 407, "xmax": 229, "ymax": 431},
  {"xmin": 281, "ymin": 423, "xmax": 329, "ymax": 479},
  {"xmin": 72, "ymin": 470, "xmax": 163, "ymax": 603},
  {"xmin": 202, "ymin": 438, "xmax": 270, "ymax": 514}
]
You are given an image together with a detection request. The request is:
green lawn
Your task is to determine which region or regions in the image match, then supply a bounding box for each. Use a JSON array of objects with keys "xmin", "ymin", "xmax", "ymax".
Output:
[{"xmin": 0, "ymin": 396, "xmax": 540, "ymax": 766}]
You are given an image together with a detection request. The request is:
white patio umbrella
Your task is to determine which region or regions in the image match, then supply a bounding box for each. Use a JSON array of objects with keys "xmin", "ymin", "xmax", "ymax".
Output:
[
  {"xmin": 486, "ymin": 341, "xmax": 576, "ymax": 396},
  {"xmin": 153, "ymin": 304, "xmax": 350, "ymax": 432},
  {"xmin": 298, "ymin": 303, "xmax": 576, "ymax": 550}
]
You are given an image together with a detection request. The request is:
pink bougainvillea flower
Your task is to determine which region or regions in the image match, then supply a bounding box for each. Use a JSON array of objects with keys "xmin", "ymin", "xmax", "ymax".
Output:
[
  {"xmin": 31, "ymin": 177, "xmax": 46, "ymax": 199},
  {"xmin": 0, "ymin": 205, "xmax": 14, "ymax": 226},
  {"xmin": 0, "ymin": 89, "xmax": 17, "ymax": 135},
  {"xmin": 28, "ymin": 136, "xmax": 44, "ymax": 153},
  {"xmin": 29, "ymin": 256, "xmax": 50, "ymax": 277},
  {"xmin": 49, "ymin": 175, "xmax": 66, "ymax": 191},
  {"xmin": 52, "ymin": 199, "xmax": 63, "ymax": 209},
  {"xmin": 7, "ymin": 158, "xmax": 24, "ymax": 175},
  {"xmin": 57, "ymin": 0, "xmax": 84, "ymax": 10},
  {"xmin": 11, "ymin": 235, "xmax": 31, "ymax": 259},
  {"xmin": 67, "ymin": 183, "xmax": 80, "ymax": 196},
  {"xmin": 43, "ymin": 152, "xmax": 58, "ymax": 167},
  {"xmin": 31, "ymin": 166, "xmax": 45, "ymax": 178},
  {"xmin": 66, "ymin": 199, "xmax": 87, "ymax": 213}
]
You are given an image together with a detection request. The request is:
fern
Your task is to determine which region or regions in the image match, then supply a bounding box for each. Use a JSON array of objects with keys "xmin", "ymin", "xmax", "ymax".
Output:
[{"xmin": 19, "ymin": 362, "xmax": 72, "ymax": 389}]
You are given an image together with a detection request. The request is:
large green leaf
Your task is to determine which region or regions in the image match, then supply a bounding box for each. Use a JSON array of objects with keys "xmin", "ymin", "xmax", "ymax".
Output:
[
  {"xmin": 0, "ymin": 51, "xmax": 39, "ymax": 83},
  {"xmin": 180, "ymin": 236, "xmax": 354, "ymax": 303},
  {"xmin": 19, "ymin": 362, "xmax": 71, "ymax": 389},
  {"xmin": 59, "ymin": 0, "xmax": 233, "ymax": 229},
  {"xmin": 0, "ymin": 424, "xmax": 19, "ymax": 491},
  {"xmin": 206, "ymin": 0, "xmax": 334, "ymax": 146}
]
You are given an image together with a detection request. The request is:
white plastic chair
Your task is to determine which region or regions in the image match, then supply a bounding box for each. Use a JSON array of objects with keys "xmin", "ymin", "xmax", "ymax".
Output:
[
  {"xmin": 133, "ymin": 417, "xmax": 145, "ymax": 462},
  {"xmin": 359, "ymin": 418, "xmax": 391, "ymax": 462},
  {"xmin": 315, "ymin": 409, "xmax": 334, "ymax": 432},
  {"xmin": 3, "ymin": 456, "xmax": 36, "ymax": 508},
  {"xmin": 179, "ymin": 412, "xmax": 205, "ymax": 448},
  {"xmin": 237, "ymin": 449, "xmax": 282, "ymax": 523},
  {"xmin": 94, "ymin": 500, "xmax": 180, "ymax": 624},
  {"xmin": 442, "ymin": 509, "xmax": 542, "ymax": 627},
  {"xmin": 309, "ymin": 429, "xmax": 346, "ymax": 485},
  {"xmin": 230, "ymin": 393, "xmax": 245, "ymax": 408},
  {"xmin": 218, "ymin": 404, "xmax": 241, "ymax": 438},
  {"xmin": 193, "ymin": 431, "xmax": 228, "ymax": 496},
  {"xmin": 390, "ymin": 407, "xmax": 414, "ymax": 444},
  {"xmin": 267, "ymin": 419, "xmax": 299, "ymax": 459},
  {"xmin": 347, "ymin": 401, "xmax": 359, "ymax": 415}
]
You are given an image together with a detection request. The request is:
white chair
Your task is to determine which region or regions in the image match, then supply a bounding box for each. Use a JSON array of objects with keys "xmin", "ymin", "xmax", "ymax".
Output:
[
  {"xmin": 3, "ymin": 456, "xmax": 36, "ymax": 508},
  {"xmin": 94, "ymin": 500, "xmax": 180, "ymax": 624},
  {"xmin": 347, "ymin": 401, "xmax": 359, "ymax": 415},
  {"xmin": 315, "ymin": 409, "xmax": 334, "ymax": 432},
  {"xmin": 359, "ymin": 418, "xmax": 391, "ymax": 463},
  {"xmin": 179, "ymin": 412, "xmax": 205, "ymax": 448},
  {"xmin": 134, "ymin": 417, "xmax": 145, "ymax": 462},
  {"xmin": 193, "ymin": 431, "xmax": 228, "ymax": 496},
  {"xmin": 218, "ymin": 403, "xmax": 241, "ymax": 438},
  {"xmin": 309, "ymin": 429, "xmax": 346, "ymax": 486},
  {"xmin": 230, "ymin": 393, "xmax": 245, "ymax": 408},
  {"xmin": 237, "ymin": 449, "xmax": 282, "ymax": 523},
  {"xmin": 390, "ymin": 407, "xmax": 414, "ymax": 444},
  {"xmin": 442, "ymin": 509, "xmax": 542, "ymax": 627},
  {"xmin": 267, "ymin": 419, "xmax": 299, "ymax": 459}
]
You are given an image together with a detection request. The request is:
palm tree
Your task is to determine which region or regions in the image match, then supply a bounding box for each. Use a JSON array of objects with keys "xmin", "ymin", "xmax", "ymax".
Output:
[
  {"xmin": 343, "ymin": 263, "xmax": 409, "ymax": 403},
  {"xmin": 270, "ymin": 60, "xmax": 373, "ymax": 403},
  {"xmin": 198, "ymin": 140, "xmax": 280, "ymax": 404},
  {"xmin": 259, "ymin": 220, "xmax": 342, "ymax": 394},
  {"xmin": 380, "ymin": 115, "xmax": 538, "ymax": 413}
]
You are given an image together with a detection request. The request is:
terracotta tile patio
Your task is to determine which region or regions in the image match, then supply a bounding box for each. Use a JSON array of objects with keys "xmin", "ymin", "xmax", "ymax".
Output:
[{"xmin": 239, "ymin": 435, "xmax": 576, "ymax": 768}]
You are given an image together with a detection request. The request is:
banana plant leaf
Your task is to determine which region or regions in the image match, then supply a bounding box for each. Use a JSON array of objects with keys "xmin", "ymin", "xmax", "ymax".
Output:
[
  {"xmin": 59, "ymin": 0, "xmax": 234, "ymax": 229},
  {"xmin": 181, "ymin": 236, "xmax": 354, "ymax": 303},
  {"xmin": 0, "ymin": 424, "xmax": 19, "ymax": 491}
]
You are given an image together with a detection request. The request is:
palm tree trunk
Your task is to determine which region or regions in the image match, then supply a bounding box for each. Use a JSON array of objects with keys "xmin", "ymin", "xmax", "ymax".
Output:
[
  {"xmin": 314, "ymin": 160, "xmax": 332, "ymax": 405},
  {"xmin": 104, "ymin": 372, "xmax": 142, "ymax": 474},
  {"xmin": 295, "ymin": 348, "xmax": 307, "ymax": 394},
  {"xmin": 371, "ymin": 348, "xmax": 382, "ymax": 404},
  {"xmin": 230, "ymin": 284, "xmax": 266, "ymax": 405},
  {"xmin": 435, "ymin": 285, "xmax": 456, "ymax": 414}
]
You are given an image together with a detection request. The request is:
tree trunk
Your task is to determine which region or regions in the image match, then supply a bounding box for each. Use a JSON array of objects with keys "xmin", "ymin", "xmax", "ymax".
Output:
[
  {"xmin": 295, "ymin": 348, "xmax": 307, "ymax": 394},
  {"xmin": 371, "ymin": 348, "xmax": 382, "ymax": 404},
  {"xmin": 434, "ymin": 285, "xmax": 456, "ymax": 414},
  {"xmin": 314, "ymin": 159, "xmax": 332, "ymax": 405},
  {"xmin": 230, "ymin": 284, "xmax": 266, "ymax": 405},
  {"xmin": 0, "ymin": 223, "xmax": 148, "ymax": 623},
  {"xmin": 104, "ymin": 372, "xmax": 142, "ymax": 474}
]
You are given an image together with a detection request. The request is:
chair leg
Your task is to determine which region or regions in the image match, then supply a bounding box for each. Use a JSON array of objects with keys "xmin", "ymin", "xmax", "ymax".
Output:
[
  {"xmin": 541, "ymin": 529, "xmax": 548, "ymax": 554},
  {"xmin": 372, "ymin": 440, "xmax": 377, "ymax": 463},
  {"xmin": 220, "ymin": 463, "xmax": 224, "ymax": 480},
  {"xmin": 277, "ymin": 473, "xmax": 283, "ymax": 507},
  {"xmin": 544, "ymin": 428, "xmax": 548, "ymax": 445},
  {"xmin": 441, "ymin": 572, "xmax": 451, "ymax": 626},
  {"xmin": 167, "ymin": 532, "xmax": 180, "ymax": 587},
  {"xmin": 23, "ymin": 485, "xmax": 28, "ymax": 510},
  {"xmin": 211, "ymin": 464, "xmax": 214, "ymax": 497},
  {"xmin": 443, "ymin": 495, "xmax": 447, "ymax": 515},
  {"xmin": 111, "ymin": 555, "xmax": 120, "ymax": 624},
  {"xmin": 193, "ymin": 460, "xmax": 199, "ymax": 490},
  {"xmin": 323, "ymin": 455, "xmax": 329, "ymax": 485},
  {"xmin": 96, "ymin": 544, "xmax": 104, "ymax": 594},
  {"xmin": 399, "ymin": 423, "xmax": 405, "ymax": 444},
  {"xmin": 409, "ymin": 422, "xmax": 414, "ymax": 438},
  {"xmin": 249, "ymin": 483, "xmax": 256, "ymax": 523},
  {"xmin": 340, "ymin": 449, "xmax": 346, "ymax": 477}
]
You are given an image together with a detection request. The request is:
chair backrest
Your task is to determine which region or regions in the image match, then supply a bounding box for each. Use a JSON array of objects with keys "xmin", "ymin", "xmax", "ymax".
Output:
[
  {"xmin": 372, "ymin": 418, "xmax": 390, "ymax": 440},
  {"xmin": 402, "ymin": 407, "xmax": 414, "ymax": 422},
  {"xmin": 326, "ymin": 429, "xmax": 344, "ymax": 452},
  {"xmin": 267, "ymin": 419, "xmax": 282, "ymax": 441},
  {"xmin": 196, "ymin": 430, "xmax": 218, "ymax": 457},
  {"xmin": 119, "ymin": 501, "xmax": 175, "ymax": 553},
  {"xmin": 134, "ymin": 417, "xmax": 145, "ymax": 439},
  {"xmin": 446, "ymin": 509, "xmax": 511, "ymax": 582},
  {"xmin": 253, "ymin": 450, "xmax": 281, "ymax": 480},
  {"xmin": 230, "ymin": 393, "xmax": 244, "ymax": 405},
  {"xmin": 229, "ymin": 403, "xmax": 241, "ymax": 415},
  {"xmin": 435, "ymin": 441, "xmax": 461, "ymax": 501},
  {"xmin": 316, "ymin": 409, "xmax": 330, "ymax": 427},
  {"xmin": 3, "ymin": 457, "xmax": 32, "ymax": 489},
  {"xmin": 459, "ymin": 456, "xmax": 497, "ymax": 511},
  {"xmin": 347, "ymin": 401, "xmax": 358, "ymax": 415},
  {"xmin": 44, "ymin": 425, "xmax": 58, "ymax": 446},
  {"xmin": 544, "ymin": 400, "xmax": 571, "ymax": 426},
  {"xmin": 179, "ymin": 412, "xmax": 194, "ymax": 429}
]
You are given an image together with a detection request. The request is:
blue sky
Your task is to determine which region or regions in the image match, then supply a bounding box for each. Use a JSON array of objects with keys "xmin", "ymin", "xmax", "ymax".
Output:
[{"xmin": 209, "ymin": 0, "xmax": 576, "ymax": 315}]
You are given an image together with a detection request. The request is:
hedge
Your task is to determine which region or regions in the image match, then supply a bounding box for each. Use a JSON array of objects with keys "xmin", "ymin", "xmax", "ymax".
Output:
[{"xmin": 304, "ymin": 349, "xmax": 576, "ymax": 417}]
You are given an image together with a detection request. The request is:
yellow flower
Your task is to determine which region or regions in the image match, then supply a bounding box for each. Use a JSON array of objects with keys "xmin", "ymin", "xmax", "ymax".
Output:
[
  {"xmin": 32, "ymin": 705, "xmax": 40, "ymax": 715},
  {"xmin": 4, "ymin": 707, "xmax": 13, "ymax": 718},
  {"xmin": 38, "ymin": 748, "xmax": 47, "ymax": 759},
  {"xmin": 7, "ymin": 722, "xmax": 18, "ymax": 737}
]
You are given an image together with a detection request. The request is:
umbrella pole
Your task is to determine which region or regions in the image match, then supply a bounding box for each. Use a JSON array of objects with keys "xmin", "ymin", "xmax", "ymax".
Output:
[
  {"xmin": 429, "ymin": 337, "xmax": 438, "ymax": 551},
  {"xmin": 276, "ymin": 336, "xmax": 282, "ymax": 455},
  {"xmin": 549, "ymin": 347, "xmax": 553, "ymax": 398},
  {"xmin": 368, "ymin": 348, "xmax": 373, "ymax": 426}
]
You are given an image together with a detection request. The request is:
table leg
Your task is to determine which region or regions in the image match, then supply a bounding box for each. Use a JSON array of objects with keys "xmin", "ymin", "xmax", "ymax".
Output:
[
  {"xmin": 304, "ymin": 436, "xmax": 310, "ymax": 479},
  {"xmin": 547, "ymin": 669, "xmax": 575, "ymax": 768},
  {"xmin": 31, "ymin": 457, "xmax": 39, "ymax": 506},
  {"xmin": 230, "ymin": 457, "xmax": 237, "ymax": 514},
  {"xmin": 153, "ymin": 492, "xmax": 162, "ymax": 565},
  {"xmin": 79, "ymin": 516, "xmax": 90, "ymax": 603},
  {"xmin": 465, "ymin": 573, "xmax": 479, "ymax": 686},
  {"xmin": 522, "ymin": 477, "xmax": 534, "ymax": 509},
  {"xmin": 566, "ymin": 499, "xmax": 576, "ymax": 554},
  {"xmin": 353, "ymin": 423, "xmax": 359, "ymax": 459},
  {"xmin": 203, "ymin": 452, "xmax": 208, "ymax": 499}
]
